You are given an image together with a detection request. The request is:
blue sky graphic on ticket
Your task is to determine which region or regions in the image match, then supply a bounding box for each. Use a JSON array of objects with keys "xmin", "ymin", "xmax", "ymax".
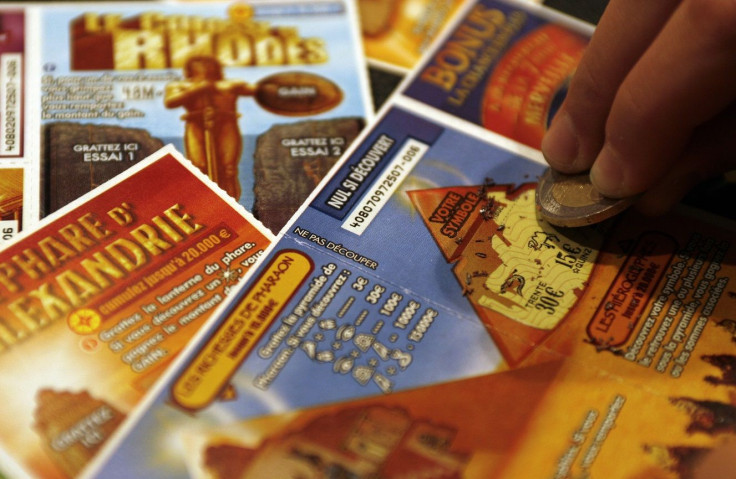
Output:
[{"xmin": 87, "ymin": 105, "xmax": 598, "ymax": 478}]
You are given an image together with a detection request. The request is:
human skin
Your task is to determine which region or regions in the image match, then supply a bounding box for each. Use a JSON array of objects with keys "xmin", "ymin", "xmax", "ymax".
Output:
[{"xmin": 541, "ymin": 0, "xmax": 736, "ymax": 215}]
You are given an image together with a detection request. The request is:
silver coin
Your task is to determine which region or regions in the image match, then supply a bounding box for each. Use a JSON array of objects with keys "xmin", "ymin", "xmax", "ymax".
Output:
[{"xmin": 535, "ymin": 168, "xmax": 635, "ymax": 227}]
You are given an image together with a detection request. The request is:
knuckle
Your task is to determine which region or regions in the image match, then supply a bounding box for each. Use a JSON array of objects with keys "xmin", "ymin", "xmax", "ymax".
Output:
[
  {"xmin": 570, "ymin": 55, "xmax": 613, "ymax": 104},
  {"xmin": 604, "ymin": 82, "xmax": 669, "ymax": 161},
  {"xmin": 613, "ymin": 81, "xmax": 658, "ymax": 129},
  {"xmin": 565, "ymin": 57, "xmax": 614, "ymax": 118}
]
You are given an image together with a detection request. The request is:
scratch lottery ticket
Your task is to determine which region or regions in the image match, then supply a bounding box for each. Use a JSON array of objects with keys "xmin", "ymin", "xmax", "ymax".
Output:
[
  {"xmin": 36, "ymin": 0, "xmax": 371, "ymax": 235},
  {"xmin": 402, "ymin": 0, "xmax": 591, "ymax": 149},
  {"xmin": 86, "ymin": 105, "xmax": 518, "ymax": 479},
  {"xmin": 0, "ymin": 145, "xmax": 272, "ymax": 479}
]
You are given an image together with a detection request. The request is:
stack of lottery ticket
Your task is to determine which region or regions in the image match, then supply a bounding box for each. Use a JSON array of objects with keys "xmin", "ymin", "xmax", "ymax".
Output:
[
  {"xmin": 2, "ymin": 0, "xmax": 735, "ymax": 478},
  {"xmin": 83, "ymin": 0, "xmax": 736, "ymax": 478},
  {"xmin": 0, "ymin": 0, "xmax": 372, "ymax": 477}
]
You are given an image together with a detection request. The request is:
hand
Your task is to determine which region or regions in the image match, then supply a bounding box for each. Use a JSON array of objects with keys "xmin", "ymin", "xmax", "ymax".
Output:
[{"xmin": 541, "ymin": 0, "xmax": 736, "ymax": 215}]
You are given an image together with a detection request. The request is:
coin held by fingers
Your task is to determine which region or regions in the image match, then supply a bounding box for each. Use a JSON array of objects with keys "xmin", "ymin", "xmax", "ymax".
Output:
[{"xmin": 536, "ymin": 167, "xmax": 637, "ymax": 227}]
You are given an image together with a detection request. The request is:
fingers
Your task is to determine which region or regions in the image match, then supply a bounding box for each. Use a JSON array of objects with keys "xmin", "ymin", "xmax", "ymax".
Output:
[
  {"xmin": 541, "ymin": 0, "xmax": 680, "ymax": 173},
  {"xmin": 590, "ymin": 0, "xmax": 736, "ymax": 198},
  {"xmin": 636, "ymin": 102, "xmax": 736, "ymax": 215}
]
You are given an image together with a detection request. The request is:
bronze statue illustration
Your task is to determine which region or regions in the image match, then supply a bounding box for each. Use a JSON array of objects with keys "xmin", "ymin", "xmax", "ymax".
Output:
[{"xmin": 165, "ymin": 56, "xmax": 254, "ymax": 200}]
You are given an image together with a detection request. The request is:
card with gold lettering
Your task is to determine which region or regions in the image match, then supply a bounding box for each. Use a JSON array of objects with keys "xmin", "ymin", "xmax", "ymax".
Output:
[
  {"xmin": 0, "ymin": 144, "xmax": 272, "ymax": 478},
  {"xmin": 401, "ymin": 0, "xmax": 591, "ymax": 150},
  {"xmin": 39, "ymin": 0, "xmax": 371, "ymax": 234}
]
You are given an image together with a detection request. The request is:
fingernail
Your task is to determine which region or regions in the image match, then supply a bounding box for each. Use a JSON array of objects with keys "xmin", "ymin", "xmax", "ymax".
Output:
[
  {"xmin": 541, "ymin": 111, "xmax": 579, "ymax": 171},
  {"xmin": 590, "ymin": 146, "xmax": 626, "ymax": 197}
]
